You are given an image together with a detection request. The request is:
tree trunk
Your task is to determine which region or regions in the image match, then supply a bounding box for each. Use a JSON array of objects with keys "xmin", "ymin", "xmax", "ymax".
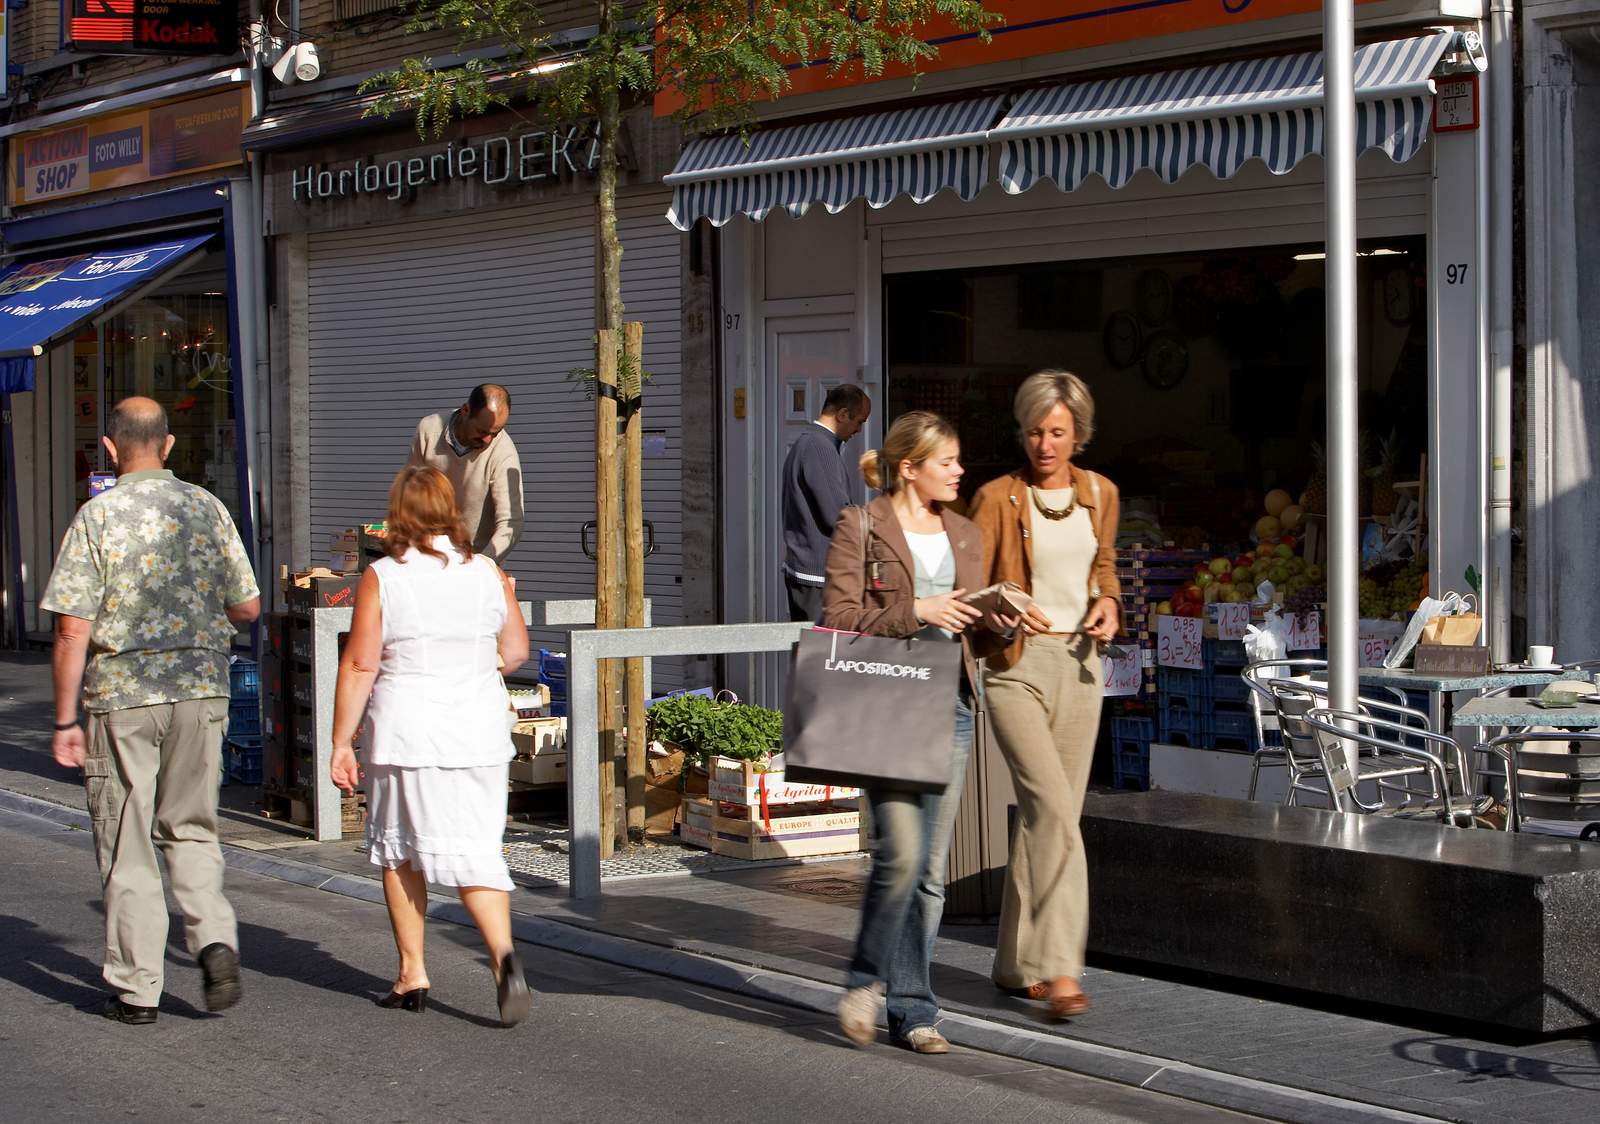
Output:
[
  {"xmin": 623, "ymin": 320, "xmax": 646, "ymax": 843},
  {"xmin": 594, "ymin": 0, "xmax": 627, "ymax": 856}
]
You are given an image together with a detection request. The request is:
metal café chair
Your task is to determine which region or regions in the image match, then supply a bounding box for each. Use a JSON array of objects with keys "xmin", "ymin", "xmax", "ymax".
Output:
[
  {"xmin": 1481, "ymin": 732, "xmax": 1600, "ymax": 837},
  {"xmin": 1242, "ymin": 659, "xmax": 1429, "ymax": 802},
  {"xmin": 1262, "ymin": 678, "xmax": 1437, "ymax": 809},
  {"xmin": 1300, "ymin": 705, "xmax": 1476, "ymax": 824}
]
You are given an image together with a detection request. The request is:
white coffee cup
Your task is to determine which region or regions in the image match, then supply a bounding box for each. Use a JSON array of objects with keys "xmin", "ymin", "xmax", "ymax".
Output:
[{"xmin": 1527, "ymin": 644, "xmax": 1555, "ymax": 668}]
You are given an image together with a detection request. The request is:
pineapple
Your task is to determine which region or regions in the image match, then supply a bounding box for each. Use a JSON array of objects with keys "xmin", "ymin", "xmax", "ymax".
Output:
[
  {"xmin": 1371, "ymin": 431, "xmax": 1400, "ymax": 517},
  {"xmin": 1302, "ymin": 442, "xmax": 1327, "ymax": 515}
]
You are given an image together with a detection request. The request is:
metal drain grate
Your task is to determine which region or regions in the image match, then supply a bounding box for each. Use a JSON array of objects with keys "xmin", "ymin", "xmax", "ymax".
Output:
[{"xmin": 769, "ymin": 875, "xmax": 866, "ymax": 902}]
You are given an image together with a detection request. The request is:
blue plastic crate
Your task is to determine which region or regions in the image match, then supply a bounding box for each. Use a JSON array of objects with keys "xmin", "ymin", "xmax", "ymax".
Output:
[
  {"xmin": 1158, "ymin": 706, "xmax": 1211, "ymax": 747},
  {"xmin": 1203, "ymin": 639, "xmax": 1249, "ymax": 671},
  {"xmin": 1112, "ymin": 740, "xmax": 1150, "ymax": 790},
  {"xmin": 1111, "ymin": 715, "xmax": 1155, "ymax": 742},
  {"xmin": 225, "ymin": 736, "xmax": 263, "ymax": 786},
  {"xmin": 538, "ymin": 650, "xmax": 568, "ymax": 717},
  {"xmin": 228, "ymin": 697, "xmax": 261, "ymax": 737},
  {"xmin": 229, "ymin": 658, "xmax": 260, "ymax": 700},
  {"xmin": 1211, "ymin": 673, "xmax": 1250, "ymax": 706},
  {"xmin": 1211, "ymin": 708, "xmax": 1257, "ymax": 751}
]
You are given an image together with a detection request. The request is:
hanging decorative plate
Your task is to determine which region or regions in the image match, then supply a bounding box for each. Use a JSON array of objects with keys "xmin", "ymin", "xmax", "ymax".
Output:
[
  {"xmin": 1142, "ymin": 329, "xmax": 1190, "ymax": 390},
  {"xmin": 1102, "ymin": 310, "xmax": 1143, "ymax": 369}
]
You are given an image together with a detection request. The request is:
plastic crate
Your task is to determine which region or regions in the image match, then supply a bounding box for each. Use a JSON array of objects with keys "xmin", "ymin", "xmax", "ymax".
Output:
[
  {"xmin": 1203, "ymin": 638, "xmax": 1249, "ymax": 671},
  {"xmin": 1159, "ymin": 706, "xmax": 1211, "ymax": 747},
  {"xmin": 229, "ymin": 658, "xmax": 260, "ymax": 700},
  {"xmin": 1112, "ymin": 740, "xmax": 1150, "ymax": 790},
  {"xmin": 228, "ymin": 697, "xmax": 262, "ymax": 737},
  {"xmin": 225, "ymin": 735, "xmax": 263, "ymax": 786},
  {"xmin": 1211, "ymin": 708, "xmax": 1257, "ymax": 752},
  {"xmin": 1111, "ymin": 715, "xmax": 1155, "ymax": 742},
  {"xmin": 1211, "ymin": 673, "xmax": 1251, "ymax": 706},
  {"xmin": 538, "ymin": 650, "xmax": 568, "ymax": 717}
]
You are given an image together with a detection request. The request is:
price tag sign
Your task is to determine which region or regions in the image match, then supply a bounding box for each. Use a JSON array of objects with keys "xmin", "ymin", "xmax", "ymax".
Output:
[
  {"xmin": 1359, "ymin": 635, "xmax": 1391, "ymax": 668},
  {"xmin": 1216, "ymin": 602, "xmax": 1251, "ymax": 641},
  {"xmin": 1288, "ymin": 610, "xmax": 1322, "ymax": 652},
  {"xmin": 1157, "ymin": 616, "xmax": 1204, "ymax": 670},
  {"xmin": 1104, "ymin": 647, "xmax": 1144, "ymax": 697}
]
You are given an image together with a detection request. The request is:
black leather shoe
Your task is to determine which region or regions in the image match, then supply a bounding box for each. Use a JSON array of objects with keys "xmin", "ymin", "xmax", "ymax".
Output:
[
  {"xmin": 376, "ymin": 987, "xmax": 429, "ymax": 1013},
  {"xmin": 198, "ymin": 943, "xmax": 241, "ymax": 1013},
  {"xmin": 496, "ymin": 951, "xmax": 530, "ymax": 1028},
  {"xmin": 100, "ymin": 996, "xmax": 157, "ymax": 1025}
]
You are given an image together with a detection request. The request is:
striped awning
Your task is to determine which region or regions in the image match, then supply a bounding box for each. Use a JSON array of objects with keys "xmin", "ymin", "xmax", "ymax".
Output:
[
  {"xmin": 994, "ymin": 33, "xmax": 1454, "ymax": 195},
  {"xmin": 665, "ymin": 96, "xmax": 1003, "ymax": 230}
]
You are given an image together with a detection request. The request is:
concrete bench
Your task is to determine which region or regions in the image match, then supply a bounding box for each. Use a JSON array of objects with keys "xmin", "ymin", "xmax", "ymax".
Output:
[{"xmin": 1083, "ymin": 791, "xmax": 1600, "ymax": 1033}]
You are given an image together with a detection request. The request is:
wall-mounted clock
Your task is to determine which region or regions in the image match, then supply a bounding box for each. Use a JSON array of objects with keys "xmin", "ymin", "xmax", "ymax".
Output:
[
  {"xmin": 1137, "ymin": 268, "xmax": 1174, "ymax": 326},
  {"xmin": 1142, "ymin": 329, "xmax": 1190, "ymax": 389},
  {"xmin": 1102, "ymin": 310, "xmax": 1142, "ymax": 369}
]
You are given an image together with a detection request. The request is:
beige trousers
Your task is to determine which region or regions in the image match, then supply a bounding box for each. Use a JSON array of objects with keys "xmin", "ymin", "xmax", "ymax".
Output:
[
  {"xmin": 984, "ymin": 634, "xmax": 1104, "ymax": 987},
  {"xmin": 85, "ymin": 697, "xmax": 237, "ymax": 1006}
]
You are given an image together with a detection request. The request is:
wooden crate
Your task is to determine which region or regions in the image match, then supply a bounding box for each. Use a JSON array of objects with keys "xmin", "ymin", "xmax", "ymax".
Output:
[
  {"xmin": 678, "ymin": 795, "xmax": 863, "ymax": 861},
  {"xmin": 706, "ymin": 756, "xmax": 860, "ymax": 807}
]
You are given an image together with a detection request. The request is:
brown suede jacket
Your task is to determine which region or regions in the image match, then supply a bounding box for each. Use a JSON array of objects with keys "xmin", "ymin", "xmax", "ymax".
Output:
[
  {"xmin": 966, "ymin": 465, "xmax": 1123, "ymax": 672},
  {"xmin": 820, "ymin": 493, "xmax": 984, "ymax": 691}
]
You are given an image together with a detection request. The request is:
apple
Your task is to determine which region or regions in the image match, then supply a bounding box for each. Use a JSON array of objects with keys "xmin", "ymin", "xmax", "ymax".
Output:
[
  {"xmin": 1195, "ymin": 571, "xmax": 1214, "ymax": 588},
  {"xmin": 1306, "ymin": 563, "xmax": 1325, "ymax": 582},
  {"xmin": 1280, "ymin": 534, "xmax": 1298, "ymax": 550},
  {"xmin": 1232, "ymin": 568, "xmax": 1252, "ymax": 586},
  {"xmin": 1255, "ymin": 515, "xmax": 1282, "ymax": 541},
  {"xmin": 1274, "ymin": 543, "xmax": 1294, "ymax": 560},
  {"xmin": 1269, "ymin": 564, "xmax": 1290, "ymax": 584},
  {"xmin": 1215, "ymin": 571, "xmax": 1233, "ymax": 584},
  {"xmin": 1156, "ymin": 601, "xmax": 1173, "ymax": 616},
  {"xmin": 1233, "ymin": 554, "xmax": 1254, "ymax": 569},
  {"xmin": 1183, "ymin": 583, "xmax": 1203, "ymax": 603},
  {"xmin": 1209, "ymin": 557, "xmax": 1232, "ymax": 576}
]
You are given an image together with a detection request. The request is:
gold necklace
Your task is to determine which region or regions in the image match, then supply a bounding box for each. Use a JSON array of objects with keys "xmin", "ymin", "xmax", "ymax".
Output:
[{"xmin": 1031, "ymin": 486, "xmax": 1076, "ymax": 521}]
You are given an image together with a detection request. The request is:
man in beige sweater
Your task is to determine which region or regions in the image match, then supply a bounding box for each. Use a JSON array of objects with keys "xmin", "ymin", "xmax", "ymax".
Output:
[{"xmin": 408, "ymin": 384, "xmax": 524, "ymax": 563}]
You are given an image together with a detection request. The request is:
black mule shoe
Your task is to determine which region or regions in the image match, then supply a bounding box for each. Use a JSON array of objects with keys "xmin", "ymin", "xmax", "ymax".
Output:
[
  {"xmin": 376, "ymin": 987, "xmax": 429, "ymax": 1013},
  {"xmin": 495, "ymin": 951, "xmax": 529, "ymax": 1028},
  {"xmin": 100, "ymin": 996, "xmax": 158, "ymax": 1025}
]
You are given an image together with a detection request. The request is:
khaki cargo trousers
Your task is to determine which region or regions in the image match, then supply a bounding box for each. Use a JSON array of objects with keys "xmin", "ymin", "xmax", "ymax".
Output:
[
  {"xmin": 984, "ymin": 634, "xmax": 1104, "ymax": 988},
  {"xmin": 84, "ymin": 697, "xmax": 237, "ymax": 1007}
]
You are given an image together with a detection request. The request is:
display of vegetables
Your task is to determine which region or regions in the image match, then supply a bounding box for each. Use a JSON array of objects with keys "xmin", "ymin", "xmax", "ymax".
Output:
[{"xmin": 646, "ymin": 693, "xmax": 783, "ymax": 764}]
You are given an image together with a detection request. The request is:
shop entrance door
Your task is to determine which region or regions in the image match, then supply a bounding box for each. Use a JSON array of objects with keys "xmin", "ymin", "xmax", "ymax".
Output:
[{"xmin": 757, "ymin": 313, "xmax": 860, "ymax": 705}]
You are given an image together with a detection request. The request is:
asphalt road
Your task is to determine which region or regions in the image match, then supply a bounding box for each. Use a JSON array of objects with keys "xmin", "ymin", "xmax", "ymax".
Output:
[{"xmin": 0, "ymin": 806, "xmax": 1257, "ymax": 1124}]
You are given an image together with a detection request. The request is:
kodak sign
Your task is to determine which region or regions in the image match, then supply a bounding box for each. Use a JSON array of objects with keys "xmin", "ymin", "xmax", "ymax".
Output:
[{"xmin": 67, "ymin": 0, "xmax": 237, "ymax": 57}]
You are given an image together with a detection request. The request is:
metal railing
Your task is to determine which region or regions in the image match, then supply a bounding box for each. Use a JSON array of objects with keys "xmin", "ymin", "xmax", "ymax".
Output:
[{"xmin": 567, "ymin": 622, "xmax": 808, "ymax": 898}]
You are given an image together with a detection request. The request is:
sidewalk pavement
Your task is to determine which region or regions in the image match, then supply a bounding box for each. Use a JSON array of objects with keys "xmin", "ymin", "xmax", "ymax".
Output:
[{"xmin": 5, "ymin": 651, "xmax": 1598, "ymax": 1124}]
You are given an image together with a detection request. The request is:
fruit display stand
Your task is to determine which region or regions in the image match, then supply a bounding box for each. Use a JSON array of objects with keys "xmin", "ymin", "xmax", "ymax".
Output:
[{"xmin": 678, "ymin": 756, "xmax": 865, "ymax": 860}]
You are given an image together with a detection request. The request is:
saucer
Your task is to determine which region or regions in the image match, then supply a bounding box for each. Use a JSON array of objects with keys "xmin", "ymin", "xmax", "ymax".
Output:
[{"xmin": 1504, "ymin": 662, "xmax": 1565, "ymax": 673}]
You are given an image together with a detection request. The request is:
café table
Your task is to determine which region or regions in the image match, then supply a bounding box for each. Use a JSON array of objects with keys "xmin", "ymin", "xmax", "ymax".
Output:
[
  {"xmin": 1356, "ymin": 666, "xmax": 1590, "ymax": 730},
  {"xmin": 1453, "ymin": 695, "xmax": 1600, "ymax": 730}
]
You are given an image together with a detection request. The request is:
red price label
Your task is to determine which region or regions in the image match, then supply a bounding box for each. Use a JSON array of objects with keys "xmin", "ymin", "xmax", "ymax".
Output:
[
  {"xmin": 1157, "ymin": 616, "xmax": 1204, "ymax": 670},
  {"xmin": 1288, "ymin": 610, "xmax": 1322, "ymax": 652},
  {"xmin": 1359, "ymin": 635, "xmax": 1391, "ymax": 667},
  {"xmin": 1216, "ymin": 602, "xmax": 1251, "ymax": 641}
]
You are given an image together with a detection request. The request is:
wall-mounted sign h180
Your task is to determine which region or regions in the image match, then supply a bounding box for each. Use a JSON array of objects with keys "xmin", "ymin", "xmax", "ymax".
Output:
[{"xmin": 67, "ymin": 0, "xmax": 239, "ymax": 57}]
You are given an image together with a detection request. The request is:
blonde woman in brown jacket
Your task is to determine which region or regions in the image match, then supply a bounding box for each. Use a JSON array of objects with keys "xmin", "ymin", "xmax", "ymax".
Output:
[
  {"xmin": 968, "ymin": 370, "xmax": 1123, "ymax": 1021},
  {"xmin": 822, "ymin": 411, "xmax": 986, "ymax": 1055}
]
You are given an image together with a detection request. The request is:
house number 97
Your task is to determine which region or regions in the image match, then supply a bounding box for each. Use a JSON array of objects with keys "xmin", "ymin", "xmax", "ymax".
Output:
[{"xmin": 1446, "ymin": 263, "xmax": 1469, "ymax": 285}]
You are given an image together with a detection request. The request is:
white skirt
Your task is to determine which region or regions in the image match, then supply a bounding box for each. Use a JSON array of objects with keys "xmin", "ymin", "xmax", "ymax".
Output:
[{"xmin": 365, "ymin": 762, "xmax": 513, "ymax": 891}]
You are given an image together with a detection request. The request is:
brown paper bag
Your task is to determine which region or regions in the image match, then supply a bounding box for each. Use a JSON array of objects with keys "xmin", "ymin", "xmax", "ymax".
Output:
[{"xmin": 1421, "ymin": 613, "xmax": 1482, "ymax": 646}]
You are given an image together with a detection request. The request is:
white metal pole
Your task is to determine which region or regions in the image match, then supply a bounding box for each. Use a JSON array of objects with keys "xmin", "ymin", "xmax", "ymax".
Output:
[{"xmin": 1324, "ymin": 0, "xmax": 1360, "ymax": 800}]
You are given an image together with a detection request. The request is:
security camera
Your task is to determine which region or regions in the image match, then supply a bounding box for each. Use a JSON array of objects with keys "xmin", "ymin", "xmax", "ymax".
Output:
[{"xmin": 292, "ymin": 42, "xmax": 321, "ymax": 83}]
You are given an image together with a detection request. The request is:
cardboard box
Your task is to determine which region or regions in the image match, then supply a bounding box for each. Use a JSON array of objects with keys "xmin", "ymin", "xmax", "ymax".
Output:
[
  {"xmin": 507, "ymin": 683, "xmax": 552, "ymax": 719},
  {"xmin": 510, "ymin": 754, "xmax": 567, "ymax": 786},
  {"xmin": 706, "ymin": 755, "xmax": 860, "ymax": 807},
  {"xmin": 678, "ymin": 795, "xmax": 862, "ymax": 861},
  {"xmin": 511, "ymin": 717, "xmax": 567, "ymax": 756},
  {"xmin": 285, "ymin": 573, "xmax": 362, "ymax": 612}
]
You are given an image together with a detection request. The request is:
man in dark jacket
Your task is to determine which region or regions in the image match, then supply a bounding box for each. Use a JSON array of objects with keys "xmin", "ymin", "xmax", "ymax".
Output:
[{"xmin": 781, "ymin": 384, "xmax": 871, "ymax": 621}]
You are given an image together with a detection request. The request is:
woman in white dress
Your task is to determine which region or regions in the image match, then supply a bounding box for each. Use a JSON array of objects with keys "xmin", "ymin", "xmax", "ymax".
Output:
[{"xmin": 330, "ymin": 465, "xmax": 531, "ymax": 1027}]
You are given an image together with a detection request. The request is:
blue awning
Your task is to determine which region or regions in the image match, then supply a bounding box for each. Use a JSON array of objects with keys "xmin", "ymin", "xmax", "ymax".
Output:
[
  {"xmin": 992, "ymin": 33, "xmax": 1454, "ymax": 194},
  {"xmin": 665, "ymin": 96, "xmax": 1004, "ymax": 230},
  {"xmin": 0, "ymin": 234, "xmax": 213, "ymax": 393}
]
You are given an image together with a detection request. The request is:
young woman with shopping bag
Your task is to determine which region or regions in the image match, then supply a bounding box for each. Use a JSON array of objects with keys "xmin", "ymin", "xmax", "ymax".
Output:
[{"xmin": 816, "ymin": 411, "xmax": 988, "ymax": 1055}]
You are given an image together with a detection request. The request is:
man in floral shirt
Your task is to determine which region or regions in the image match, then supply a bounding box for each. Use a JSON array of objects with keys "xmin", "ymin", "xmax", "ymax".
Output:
[{"xmin": 42, "ymin": 397, "xmax": 260, "ymax": 1025}]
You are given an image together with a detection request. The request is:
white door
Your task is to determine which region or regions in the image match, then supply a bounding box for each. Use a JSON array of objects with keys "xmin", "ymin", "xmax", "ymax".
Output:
[{"xmin": 756, "ymin": 313, "xmax": 860, "ymax": 706}]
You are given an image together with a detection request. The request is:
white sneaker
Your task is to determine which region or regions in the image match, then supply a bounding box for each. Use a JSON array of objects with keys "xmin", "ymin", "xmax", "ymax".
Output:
[
  {"xmin": 837, "ymin": 983, "xmax": 882, "ymax": 1046},
  {"xmin": 902, "ymin": 1026, "xmax": 951, "ymax": 1054}
]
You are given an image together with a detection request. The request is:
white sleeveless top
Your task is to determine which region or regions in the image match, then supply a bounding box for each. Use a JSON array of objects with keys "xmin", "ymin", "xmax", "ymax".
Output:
[{"xmin": 365, "ymin": 536, "xmax": 513, "ymax": 768}]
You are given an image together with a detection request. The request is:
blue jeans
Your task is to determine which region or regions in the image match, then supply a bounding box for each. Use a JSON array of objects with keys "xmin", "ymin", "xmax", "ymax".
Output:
[{"xmin": 846, "ymin": 695, "xmax": 974, "ymax": 1039}]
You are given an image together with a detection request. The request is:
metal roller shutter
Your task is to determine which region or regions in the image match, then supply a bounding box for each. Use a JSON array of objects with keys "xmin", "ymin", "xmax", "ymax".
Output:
[{"xmin": 306, "ymin": 188, "xmax": 683, "ymax": 685}]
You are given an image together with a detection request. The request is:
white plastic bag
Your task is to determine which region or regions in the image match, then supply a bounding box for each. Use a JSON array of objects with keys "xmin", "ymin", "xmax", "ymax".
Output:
[{"xmin": 1245, "ymin": 606, "xmax": 1291, "ymax": 669}]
